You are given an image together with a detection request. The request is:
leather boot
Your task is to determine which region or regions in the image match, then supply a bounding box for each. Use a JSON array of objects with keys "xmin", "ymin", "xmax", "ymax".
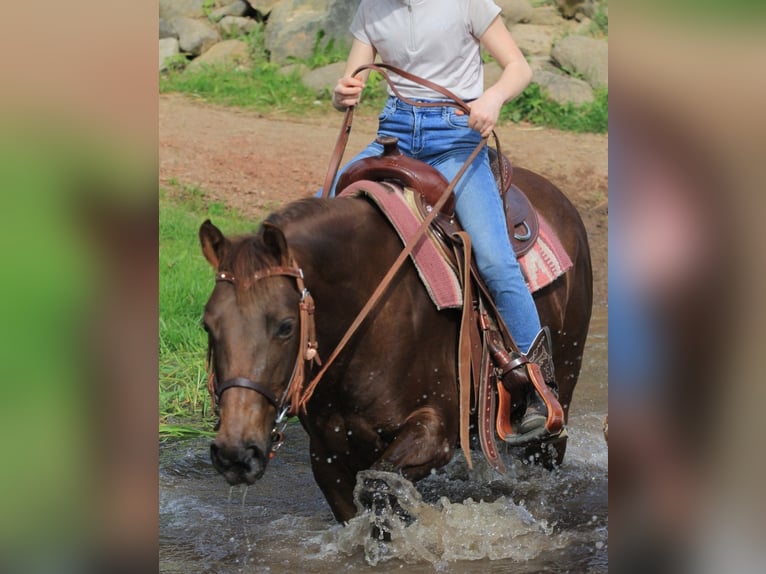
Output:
[
  {"xmin": 499, "ymin": 327, "xmax": 556, "ymax": 434},
  {"xmin": 519, "ymin": 327, "xmax": 556, "ymax": 433}
]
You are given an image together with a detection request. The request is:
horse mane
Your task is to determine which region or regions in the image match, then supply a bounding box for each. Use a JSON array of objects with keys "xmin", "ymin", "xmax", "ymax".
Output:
[{"xmin": 224, "ymin": 197, "xmax": 363, "ymax": 297}]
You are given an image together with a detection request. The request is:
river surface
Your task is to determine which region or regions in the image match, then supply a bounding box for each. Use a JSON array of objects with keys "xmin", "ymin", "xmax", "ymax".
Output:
[{"xmin": 160, "ymin": 310, "xmax": 607, "ymax": 573}]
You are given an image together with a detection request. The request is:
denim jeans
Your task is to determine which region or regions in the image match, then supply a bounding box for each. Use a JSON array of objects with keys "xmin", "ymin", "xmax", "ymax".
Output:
[{"xmin": 331, "ymin": 96, "xmax": 541, "ymax": 352}]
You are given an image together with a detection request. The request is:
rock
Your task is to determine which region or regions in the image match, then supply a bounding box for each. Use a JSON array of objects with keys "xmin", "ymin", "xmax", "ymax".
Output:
[
  {"xmin": 159, "ymin": 0, "xmax": 205, "ymax": 20},
  {"xmin": 208, "ymin": 0, "xmax": 250, "ymax": 22},
  {"xmin": 265, "ymin": 0, "xmax": 357, "ymax": 63},
  {"xmin": 527, "ymin": 56, "xmax": 560, "ymax": 75},
  {"xmin": 172, "ymin": 17, "xmax": 221, "ymax": 56},
  {"xmin": 496, "ymin": 0, "xmax": 533, "ymax": 24},
  {"xmin": 187, "ymin": 39, "xmax": 252, "ymax": 70},
  {"xmin": 218, "ymin": 15, "xmax": 261, "ymax": 37},
  {"xmin": 528, "ymin": 5, "xmax": 564, "ymax": 25},
  {"xmin": 510, "ymin": 24, "xmax": 557, "ymax": 57},
  {"xmin": 532, "ymin": 70, "xmax": 594, "ymax": 106},
  {"xmin": 159, "ymin": 38, "xmax": 181, "ymax": 71},
  {"xmin": 302, "ymin": 61, "xmax": 346, "ymax": 95},
  {"xmin": 551, "ymin": 35, "xmax": 608, "ymax": 88},
  {"xmin": 159, "ymin": 18, "xmax": 177, "ymax": 39},
  {"xmin": 555, "ymin": 0, "xmax": 596, "ymax": 19}
]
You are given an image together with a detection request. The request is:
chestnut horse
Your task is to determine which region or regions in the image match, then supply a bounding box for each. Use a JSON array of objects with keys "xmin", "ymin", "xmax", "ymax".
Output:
[{"xmin": 199, "ymin": 167, "xmax": 592, "ymax": 523}]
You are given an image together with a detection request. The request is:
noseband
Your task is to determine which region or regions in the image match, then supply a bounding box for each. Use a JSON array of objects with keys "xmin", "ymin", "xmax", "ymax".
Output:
[{"xmin": 206, "ymin": 261, "xmax": 321, "ymax": 435}]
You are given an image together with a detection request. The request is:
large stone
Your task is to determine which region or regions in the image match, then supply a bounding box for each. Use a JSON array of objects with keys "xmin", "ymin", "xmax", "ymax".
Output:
[
  {"xmin": 159, "ymin": 18, "xmax": 177, "ymax": 39},
  {"xmin": 551, "ymin": 35, "xmax": 608, "ymax": 88},
  {"xmin": 172, "ymin": 17, "xmax": 221, "ymax": 56},
  {"xmin": 556, "ymin": 0, "xmax": 596, "ymax": 18},
  {"xmin": 555, "ymin": 0, "xmax": 597, "ymax": 19},
  {"xmin": 302, "ymin": 61, "xmax": 346, "ymax": 96},
  {"xmin": 187, "ymin": 39, "xmax": 252, "ymax": 71},
  {"xmin": 532, "ymin": 70, "xmax": 594, "ymax": 106},
  {"xmin": 159, "ymin": 38, "xmax": 181, "ymax": 71},
  {"xmin": 528, "ymin": 5, "xmax": 565, "ymax": 25},
  {"xmin": 218, "ymin": 15, "xmax": 261, "ymax": 37},
  {"xmin": 510, "ymin": 24, "xmax": 557, "ymax": 57},
  {"xmin": 209, "ymin": 0, "xmax": 250, "ymax": 22},
  {"xmin": 159, "ymin": 0, "xmax": 205, "ymax": 20},
  {"xmin": 496, "ymin": 0, "xmax": 534, "ymax": 24},
  {"xmin": 265, "ymin": 0, "xmax": 357, "ymax": 63}
]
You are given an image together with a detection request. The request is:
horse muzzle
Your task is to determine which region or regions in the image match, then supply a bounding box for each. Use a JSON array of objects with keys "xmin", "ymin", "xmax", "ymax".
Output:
[{"xmin": 210, "ymin": 440, "xmax": 270, "ymax": 485}]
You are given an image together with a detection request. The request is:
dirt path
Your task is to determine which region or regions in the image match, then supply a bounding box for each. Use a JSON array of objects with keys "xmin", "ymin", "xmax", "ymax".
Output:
[{"xmin": 159, "ymin": 93, "xmax": 608, "ymax": 304}]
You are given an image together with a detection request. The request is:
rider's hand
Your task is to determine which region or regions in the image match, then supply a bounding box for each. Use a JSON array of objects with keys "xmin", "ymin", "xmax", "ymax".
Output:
[
  {"xmin": 456, "ymin": 89, "xmax": 505, "ymax": 138},
  {"xmin": 333, "ymin": 76, "xmax": 365, "ymax": 111}
]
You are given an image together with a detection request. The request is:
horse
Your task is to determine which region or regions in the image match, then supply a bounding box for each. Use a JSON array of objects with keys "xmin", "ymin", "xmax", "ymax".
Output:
[{"xmin": 199, "ymin": 163, "xmax": 592, "ymax": 523}]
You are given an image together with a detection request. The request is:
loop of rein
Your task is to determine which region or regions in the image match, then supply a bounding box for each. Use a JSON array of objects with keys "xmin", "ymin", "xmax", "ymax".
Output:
[{"xmin": 321, "ymin": 63, "xmax": 506, "ymax": 199}]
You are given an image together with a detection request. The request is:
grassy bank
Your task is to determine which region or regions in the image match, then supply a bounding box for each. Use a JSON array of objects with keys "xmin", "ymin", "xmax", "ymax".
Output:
[
  {"xmin": 159, "ymin": 183, "xmax": 259, "ymax": 438},
  {"xmin": 160, "ymin": 27, "xmax": 608, "ymax": 134}
]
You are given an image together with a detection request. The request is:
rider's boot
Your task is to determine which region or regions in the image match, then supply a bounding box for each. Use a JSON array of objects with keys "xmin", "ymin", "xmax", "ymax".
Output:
[{"xmin": 500, "ymin": 327, "xmax": 556, "ymax": 434}]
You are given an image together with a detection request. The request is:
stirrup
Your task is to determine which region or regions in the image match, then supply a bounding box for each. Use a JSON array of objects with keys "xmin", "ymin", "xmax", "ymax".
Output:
[{"xmin": 495, "ymin": 327, "xmax": 564, "ymax": 445}]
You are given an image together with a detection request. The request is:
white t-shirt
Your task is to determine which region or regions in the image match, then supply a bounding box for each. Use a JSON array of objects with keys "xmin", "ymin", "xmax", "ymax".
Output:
[{"xmin": 350, "ymin": 0, "xmax": 502, "ymax": 100}]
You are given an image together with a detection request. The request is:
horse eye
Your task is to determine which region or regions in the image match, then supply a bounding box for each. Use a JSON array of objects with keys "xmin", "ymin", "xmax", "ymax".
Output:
[{"xmin": 275, "ymin": 318, "xmax": 295, "ymax": 339}]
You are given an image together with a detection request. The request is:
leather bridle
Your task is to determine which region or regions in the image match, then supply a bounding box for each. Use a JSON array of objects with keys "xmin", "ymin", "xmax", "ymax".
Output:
[{"xmin": 206, "ymin": 261, "xmax": 321, "ymax": 450}]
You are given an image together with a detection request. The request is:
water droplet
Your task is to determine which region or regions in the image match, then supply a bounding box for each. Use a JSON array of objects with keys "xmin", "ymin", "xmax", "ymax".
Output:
[
  {"xmin": 326, "ymin": 457, "xmax": 332, "ymax": 463},
  {"xmin": 334, "ymin": 426, "xmax": 340, "ymax": 432}
]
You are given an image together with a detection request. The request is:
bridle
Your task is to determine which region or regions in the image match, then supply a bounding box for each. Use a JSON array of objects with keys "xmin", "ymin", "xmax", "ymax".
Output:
[{"xmin": 206, "ymin": 260, "xmax": 320, "ymax": 457}]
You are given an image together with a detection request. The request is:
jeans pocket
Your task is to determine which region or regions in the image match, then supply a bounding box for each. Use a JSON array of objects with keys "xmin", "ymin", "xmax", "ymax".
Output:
[
  {"xmin": 445, "ymin": 109, "xmax": 471, "ymax": 129},
  {"xmin": 378, "ymin": 99, "xmax": 396, "ymax": 123}
]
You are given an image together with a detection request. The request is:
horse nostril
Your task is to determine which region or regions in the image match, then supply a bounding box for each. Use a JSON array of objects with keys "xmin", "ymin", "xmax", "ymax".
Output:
[{"xmin": 210, "ymin": 441, "xmax": 268, "ymax": 480}]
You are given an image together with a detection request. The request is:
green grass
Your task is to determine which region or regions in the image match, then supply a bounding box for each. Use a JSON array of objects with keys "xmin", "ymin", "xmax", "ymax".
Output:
[
  {"xmin": 502, "ymin": 84, "xmax": 608, "ymax": 133},
  {"xmin": 159, "ymin": 184, "xmax": 259, "ymax": 438}
]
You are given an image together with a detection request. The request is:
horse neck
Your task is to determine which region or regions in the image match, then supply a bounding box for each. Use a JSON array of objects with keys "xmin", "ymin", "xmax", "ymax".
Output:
[{"xmin": 282, "ymin": 198, "xmax": 400, "ymax": 333}]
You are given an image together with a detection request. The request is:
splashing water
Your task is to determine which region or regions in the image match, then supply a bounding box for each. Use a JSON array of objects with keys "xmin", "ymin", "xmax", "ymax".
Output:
[{"xmin": 331, "ymin": 469, "xmax": 567, "ymax": 567}]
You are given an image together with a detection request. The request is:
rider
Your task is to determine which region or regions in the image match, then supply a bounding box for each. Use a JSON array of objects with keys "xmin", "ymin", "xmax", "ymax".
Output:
[{"xmin": 328, "ymin": 0, "xmax": 551, "ymax": 434}]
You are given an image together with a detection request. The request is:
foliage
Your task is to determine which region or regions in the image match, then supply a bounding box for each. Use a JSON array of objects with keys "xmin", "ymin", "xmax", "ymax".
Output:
[
  {"xmin": 301, "ymin": 29, "xmax": 350, "ymax": 70},
  {"xmin": 202, "ymin": 0, "xmax": 216, "ymax": 18},
  {"xmin": 589, "ymin": 3, "xmax": 609, "ymax": 38},
  {"xmin": 163, "ymin": 53, "xmax": 189, "ymax": 72},
  {"xmin": 161, "ymin": 60, "xmax": 320, "ymax": 112},
  {"xmin": 502, "ymin": 84, "xmax": 608, "ymax": 133},
  {"xmin": 159, "ymin": 184, "xmax": 259, "ymax": 438}
]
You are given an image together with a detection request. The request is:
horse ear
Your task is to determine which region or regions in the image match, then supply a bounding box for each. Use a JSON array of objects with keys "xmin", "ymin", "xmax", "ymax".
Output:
[
  {"xmin": 199, "ymin": 219, "xmax": 229, "ymax": 268},
  {"xmin": 261, "ymin": 222, "xmax": 290, "ymax": 265}
]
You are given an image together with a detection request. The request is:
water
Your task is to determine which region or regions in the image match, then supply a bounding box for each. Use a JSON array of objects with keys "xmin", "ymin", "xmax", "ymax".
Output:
[{"xmin": 160, "ymin": 310, "xmax": 607, "ymax": 573}]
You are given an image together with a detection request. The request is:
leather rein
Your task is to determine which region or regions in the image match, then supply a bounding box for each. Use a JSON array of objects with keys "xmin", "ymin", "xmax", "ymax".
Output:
[{"xmin": 206, "ymin": 263, "xmax": 320, "ymax": 455}]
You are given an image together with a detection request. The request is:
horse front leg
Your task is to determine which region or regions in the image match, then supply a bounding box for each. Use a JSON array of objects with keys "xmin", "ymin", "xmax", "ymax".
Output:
[
  {"xmin": 308, "ymin": 438, "xmax": 359, "ymax": 523},
  {"xmin": 374, "ymin": 405, "xmax": 455, "ymax": 479}
]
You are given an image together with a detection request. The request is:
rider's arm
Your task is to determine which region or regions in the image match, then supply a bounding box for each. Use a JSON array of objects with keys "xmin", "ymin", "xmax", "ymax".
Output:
[
  {"xmin": 332, "ymin": 38, "xmax": 377, "ymax": 111},
  {"xmin": 463, "ymin": 16, "xmax": 532, "ymax": 137}
]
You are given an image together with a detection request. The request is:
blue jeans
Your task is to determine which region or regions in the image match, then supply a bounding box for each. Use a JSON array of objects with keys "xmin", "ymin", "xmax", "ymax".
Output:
[{"xmin": 331, "ymin": 96, "xmax": 541, "ymax": 352}]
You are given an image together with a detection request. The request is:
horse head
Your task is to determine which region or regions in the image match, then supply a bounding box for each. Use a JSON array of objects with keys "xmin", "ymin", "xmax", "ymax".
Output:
[{"xmin": 199, "ymin": 219, "xmax": 308, "ymax": 485}]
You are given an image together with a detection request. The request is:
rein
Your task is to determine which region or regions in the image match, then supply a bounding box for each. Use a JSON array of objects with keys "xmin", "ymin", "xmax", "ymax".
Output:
[
  {"xmin": 302, "ymin": 65, "xmax": 499, "ymax": 418},
  {"xmin": 206, "ymin": 261, "xmax": 320, "ymax": 456},
  {"xmin": 322, "ymin": 63, "xmax": 507, "ymax": 199}
]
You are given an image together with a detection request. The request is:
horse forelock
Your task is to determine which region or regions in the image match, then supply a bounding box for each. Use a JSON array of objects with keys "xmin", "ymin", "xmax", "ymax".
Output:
[{"xmin": 218, "ymin": 235, "xmax": 282, "ymax": 300}]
